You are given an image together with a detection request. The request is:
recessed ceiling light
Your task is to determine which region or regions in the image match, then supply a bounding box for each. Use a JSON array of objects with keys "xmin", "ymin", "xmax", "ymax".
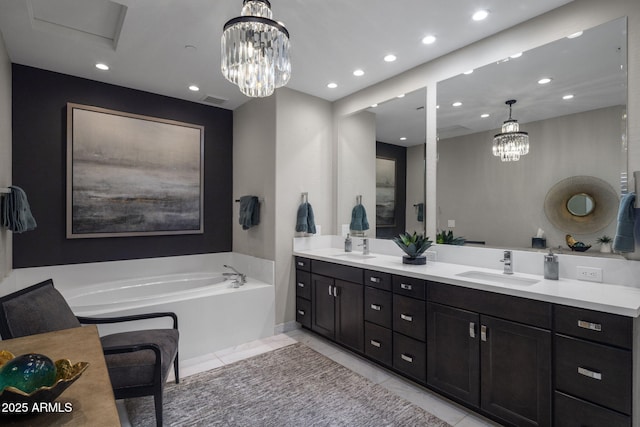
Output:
[
  {"xmin": 422, "ymin": 35, "xmax": 436, "ymax": 45},
  {"xmin": 452, "ymin": 101, "xmax": 462, "ymax": 107},
  {"xmin": 436, "ymin": 105, "xmax": 440, "ymax": 109},
  {"xmin": 463, "ymin": 69, "xmax": 474, "ymax": 75},
  {"xmin": 563, "ymin": 94, "xmax": 574, "ymax": 100},
  {"xmin": 397, "ymin": 94, "xmax": 405, "ymax": 98},
  {"xmin": 538, "ymin": 77, "xmax": 552, "ymax": 85},
  {"xmin": 400, "ymin": 137, "xmax": 407, "ymax": 141},
  {"xmin": 510, "ymin": 52, "xmax": 523, "ymax": 59},
  {"xmin": 188, "ymin": 85, "xmax": 200, "ymax": 92},
  {"xmin": 567, "ymin": 31, "xmax": 583, "ymax": 39},
  {"xmin": 353, "ymin": 69, "xmax": 365, "ymax": 77},
  {"xmin": 95, "ymin": 63, "xmax": 109, "ymax": 71},
  {"xmin": 327, "ymin": 82, "xmax": 338, "ymax": 89},
  {"xmin": 384, "ymin": 54, "xmax": 397, "ymax": 62},
  {"xmin": 472, "ymin": 10, "xmax": 489, "ymax": 21},
  {"xmin": 371, "ymin": 104, "xmax": 378, "ymax": 108},
  {"xmin": 481, "ymin": 113, "xmax": 490, "ymax": 118}
]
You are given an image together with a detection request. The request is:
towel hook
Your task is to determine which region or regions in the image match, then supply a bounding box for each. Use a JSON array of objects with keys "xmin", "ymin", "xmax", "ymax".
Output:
[
  {"xmin": 356, "ymin": 195, "xmax": 362, "ymax": 205},
  {"xmin": 301, "ymin": 192, "xmax": 308, "ymax": 204}
]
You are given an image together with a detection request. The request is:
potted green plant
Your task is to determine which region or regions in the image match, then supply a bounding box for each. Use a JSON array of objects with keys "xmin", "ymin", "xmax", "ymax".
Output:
[
  {"xmin": 436, "ymin": 229, "xmax": 466, "ymax": 245},
  {"xmin": 392, "ymin": 232, "xmax": 433, "ymax": 265},
  {"xmin": 597, "ymin": 235, "xmax": 613, "ymax": 253}
]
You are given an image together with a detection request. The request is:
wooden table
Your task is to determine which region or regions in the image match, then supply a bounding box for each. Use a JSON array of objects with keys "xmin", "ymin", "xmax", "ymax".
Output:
[{"xmin": 0, "ymin": 325, "xmax": 121, "ymax": 426}]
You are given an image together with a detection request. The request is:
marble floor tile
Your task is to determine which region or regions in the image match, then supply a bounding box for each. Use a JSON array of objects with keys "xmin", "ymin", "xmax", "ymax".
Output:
[
  {"xmin": 324, "ymin": 348, "xmax": 392, "ymax": 385},
  {"xmin": 455, "ymin": 413, "xmax": 503, "ymax": 427},
  {"xmin": 215, "ymin": 342, "xmax": 275, "ymax": 365}
]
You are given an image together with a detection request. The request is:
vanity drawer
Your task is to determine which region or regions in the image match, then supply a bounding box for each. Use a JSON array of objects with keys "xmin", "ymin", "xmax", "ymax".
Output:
[
  {"xmin": 554, "ymin": 391, "xmax": 630, "ymax": 427},
  {"xmin": 311, "ymin": 260, "xmax": 363, "ymax": 284},
  {"xmin": 393, "ymin": 275, "xmax": 426, "ymax": 300},
  {"xmin": 555, "ymin": 334, "xmax": 631, "ymax": 414},
  {"xmin": 554, "ymin": 305, "xmax": 632, "ymax": 349},
  {"xmin": 365, "ymin": 270, "xmax": 392, "ymax": 291},
  {"xmin": 393, "ymin": 332, "xmax": 426, "ymax": 383},
  {"xmin": 393, "ymin": 294, "xmax": 426, "ymax": 341},
  {"xmin": 296, "ymin": 297, "xmax": 311, "ymax": 329},
  {"xmin": 364, "ymin": 286, "xmax": 392, "ymax": 329},
  {"xmin": 295, "ymin": 271, "xmax": 311, "ymax": 300},
  {"xmin": 294, "ymin": 256, "xmax": 311, "ymax": 272},
  {"xmin": 364, "ymin": 322, "xmax": 392, "ymax": 367}
]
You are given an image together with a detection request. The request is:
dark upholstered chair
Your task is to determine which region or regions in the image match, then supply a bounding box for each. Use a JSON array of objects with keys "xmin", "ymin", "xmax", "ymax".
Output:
[{"xmin": 0, "ymin": 279, "xmax": 179, "ymax": 427}]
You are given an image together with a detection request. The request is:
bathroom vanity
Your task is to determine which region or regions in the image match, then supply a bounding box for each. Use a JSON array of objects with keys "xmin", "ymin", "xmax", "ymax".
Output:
[{"xmin": 293, "ymin": 246, "xmax": 640, "ymax": 427}]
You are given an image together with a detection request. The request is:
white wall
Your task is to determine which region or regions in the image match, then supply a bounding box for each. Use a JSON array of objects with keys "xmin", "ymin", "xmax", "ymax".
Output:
[
  {"xmin": 337, "ymin": 111, "xmax": 376, "ymax": 235},
  {"xmin": 0, "ymin": 32, "xmax": 11, "ymax": 280},
  {"xmin": 274, "ymin": 88, "xmax": 333, "ymax": 326},
  {"xmin": 438, "ymin": 106, "xmax": 623, "ymax": 249},
  {"xmin": 405, "ymin": 144, "xmax": 425, "ymax": 235},
  {"xmin": 232, "ymin": 96, "xmax": 277, "ymax": 260},
  {"xmin": 333, "ymin": 0, "xmax": 640, "ymax": 255}
]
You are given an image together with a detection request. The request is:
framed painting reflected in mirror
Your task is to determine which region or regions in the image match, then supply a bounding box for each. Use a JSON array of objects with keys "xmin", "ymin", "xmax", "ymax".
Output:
[
  {"xmin": 66, "ymin": 103, "xmax": 204, "ymax": 239},
  {"xmin": 376, "ymin": 156, "xmax": 396, "ymax": 227}
]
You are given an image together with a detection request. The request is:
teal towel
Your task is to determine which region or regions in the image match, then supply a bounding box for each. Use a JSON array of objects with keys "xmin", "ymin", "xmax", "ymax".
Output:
[
  {"xmin": 1, "ymin": 186, "xmax": 37, "ymax": 233},
  {"xmin": 239, "ymin": 196, "xmax": 260, "ymax": 230},
  {"xmin": 613, "ymin": 192, "xmax": 636, "ymax": 253},
  {"xmin": 295, "ymin": 202, "xmax": 316, "ymax": 234},
  {"xmin": 417, "ymin": 203, "xmax": 424, "ymax": 222},
  {"xmin": 350, "ymin": 204, "xmax": 369, "ymax": 232}
]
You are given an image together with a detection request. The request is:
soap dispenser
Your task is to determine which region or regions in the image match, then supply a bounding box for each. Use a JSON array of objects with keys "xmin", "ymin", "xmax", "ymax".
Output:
[
  {"xmin": 345, "ymin": 234, "xmax": 352, "ymax": 252},
  {"xmin": 544, "ymin": 250, "xmax": 559, "ymax": 280}
]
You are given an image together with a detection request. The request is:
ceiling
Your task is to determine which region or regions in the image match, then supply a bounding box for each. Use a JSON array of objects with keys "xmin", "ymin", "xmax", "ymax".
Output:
[{"xmin": 0, "ymin": 0, "xmax": 574, "ymax": 111}]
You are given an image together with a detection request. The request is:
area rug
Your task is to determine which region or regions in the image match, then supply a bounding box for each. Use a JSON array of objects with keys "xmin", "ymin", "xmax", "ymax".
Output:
[{"xmin": 125, "ymin": 343, "xmax": 452, "ymax": 427}]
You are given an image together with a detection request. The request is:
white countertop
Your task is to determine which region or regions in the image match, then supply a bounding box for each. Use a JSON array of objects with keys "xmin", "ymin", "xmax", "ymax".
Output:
[{"xmin": 293, "ymin": 247, "xmax": 640, "ymax": 317}]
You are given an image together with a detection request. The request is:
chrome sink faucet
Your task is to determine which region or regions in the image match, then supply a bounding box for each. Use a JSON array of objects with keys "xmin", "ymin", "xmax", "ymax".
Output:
[
  {"xmin": 223, "ymin": 264, "xmax": 246, "ymax": 287},
  {"xmin": 358, "ymin": 238, "xmax": 370, "ymax": 255},
  {"xmin": 500, "ymin": 250, "xmax": 513, "ymax": 275}
]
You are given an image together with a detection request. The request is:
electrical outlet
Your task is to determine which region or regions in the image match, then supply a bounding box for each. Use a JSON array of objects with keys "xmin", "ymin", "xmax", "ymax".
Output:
[
  {"xmin": 576, "ymin": 266, "xmax": 603, "ymax": 283},
  {"xmin": 425, "ymin": 250, "xmax": 437, "ymax": 262},
  {"xmin": 447, "ymin": 220, "xmax": 455, "ymax": 228}
]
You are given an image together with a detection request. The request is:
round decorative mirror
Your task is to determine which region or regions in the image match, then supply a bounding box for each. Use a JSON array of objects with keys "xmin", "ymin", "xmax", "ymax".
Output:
[
  {"xmin": 544, "ymin": 176, "xmax": 618, "ymax": 234},
  {"xmin": 566, "ymin": 193, "xmax": 595, "ymax": 217}
]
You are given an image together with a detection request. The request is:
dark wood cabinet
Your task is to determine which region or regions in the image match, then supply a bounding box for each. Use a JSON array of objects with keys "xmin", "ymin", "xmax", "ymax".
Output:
[{"xmin": 311, "ymin": 273, "xmax": 364, "ymax": 352}]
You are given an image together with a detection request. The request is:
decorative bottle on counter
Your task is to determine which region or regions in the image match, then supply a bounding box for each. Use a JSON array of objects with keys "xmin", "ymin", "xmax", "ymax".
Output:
[
  {"xmin": 544, "ymin": 250, "xmax": 559, "ymax": 280},
  {"xmin": 345, "ymin": 234, "xmax": 352, "ymax": 252}
]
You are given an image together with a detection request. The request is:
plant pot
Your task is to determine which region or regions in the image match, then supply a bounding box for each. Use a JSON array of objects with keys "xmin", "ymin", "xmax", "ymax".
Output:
[
  {"xmin": 600, "ymin": 242, "xmax": 612, "ymax": 253},
  {"xmin": 402, "ymin": 255, "xmax": 426, "ymax": 265}
]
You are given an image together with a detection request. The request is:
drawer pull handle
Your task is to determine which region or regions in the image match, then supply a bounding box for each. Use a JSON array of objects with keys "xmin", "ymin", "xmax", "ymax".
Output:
[
  {"xmin": 400, "ymin": 314, "xmax": 413, "ymax": 322},
  {"xmin": 481, "ymin": 325, "xmax": 487, "ymax": 342},
  {"xmin": 297, "ymin": 261, "xmax": 304, "ymax": 267},
  {"xmin": 370, "ymin": 277, "xmax": 381, "ymax": 283},
  {"xmin": 370, "ymin": 304, "xmax": 382, "ymax": 311},
  {"xmin": 297, "ymin": 282, "xmax": 305, "ymax": 288},
  {"xmin": 370, "ymin": 340, "xmax": 381, "ymax": 348},
  {"xmin": 469, "ymin": 322, "xmax": 476, "ymax": 338},
  {"xmin": 328, "ymin": 285, "xmax": 333, "ymax": 296},
  {"xmin": 578, "ymin": 367, "xmax": 602, "ymax": 381},
  {"xmin": 297, "ymin": 310, "xmax": 305, "ymax": 316},
  {"xmin": 577, "ymin": 320, "xmax": 602, "ymax": 332},
  {"xmin": 400, "ymin": 283, "xmax": 413, "ymax": 290},
  {"xmin": 401, "ymin": 354, "xmax": 413, "ymax": 363},
  {"xmin": 333, "ymin": 286, "xmax": 338, "ymax": 297}
]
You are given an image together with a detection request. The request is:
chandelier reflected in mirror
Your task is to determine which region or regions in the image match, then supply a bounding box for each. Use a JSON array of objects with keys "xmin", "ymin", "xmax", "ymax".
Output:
[
  {"xmin": 492, "ymin": 99, "xmax": 529, "ymax": 162},
  {"xmin": 221, "ymin": 0, "xmax": 291, "ymax": 97}
]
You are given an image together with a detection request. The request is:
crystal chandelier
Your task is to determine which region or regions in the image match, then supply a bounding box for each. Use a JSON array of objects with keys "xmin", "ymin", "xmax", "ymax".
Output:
[
  {"xmin": 221, "ymin": 0, "xmax": 291, "ymax": 98},
  {"xmin": 492, "ymin": 100, "xmax": 529, "ymax": 162}
]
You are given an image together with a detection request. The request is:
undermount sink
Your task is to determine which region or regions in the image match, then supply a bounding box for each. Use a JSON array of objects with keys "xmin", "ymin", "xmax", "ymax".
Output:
[
  {"xmin": 332, "ymin": 253, "xmax": 377, "ymax": 260},
  {"xmin": 456, "ymin": 270, "xmax": 539, "ymax": 286}
]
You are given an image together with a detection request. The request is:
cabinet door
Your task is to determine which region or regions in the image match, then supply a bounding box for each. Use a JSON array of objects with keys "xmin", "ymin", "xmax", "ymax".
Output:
[
  {"xmin": 311, "ymin": 274, "xmax": 335, "ymax": 339},
  {"xmin": 427, "ymin": 302, "xmax": 480, "ymax": 407},
  {"xmin": 480, "ymin": 315, "xmax": 551, "ymax": 427},
  {"xmin": 335, "ymin": 279, "xmax": 364, "ymax": 352}
]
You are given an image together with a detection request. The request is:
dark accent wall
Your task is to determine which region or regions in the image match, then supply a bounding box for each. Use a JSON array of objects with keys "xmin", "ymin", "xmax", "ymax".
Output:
[
  {"xmin": 376, "ymin": 141, "xmax": 406, "ymax": 239},
  {"xmin": 12, "ymin": 64, "xmax": 233, "ymax": 268}
]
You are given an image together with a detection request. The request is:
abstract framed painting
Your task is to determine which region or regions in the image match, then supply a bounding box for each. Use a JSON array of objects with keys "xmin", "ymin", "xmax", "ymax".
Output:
[{"xmin": 66, "ymin": 103, "xmax": 204, "ymax": 238}]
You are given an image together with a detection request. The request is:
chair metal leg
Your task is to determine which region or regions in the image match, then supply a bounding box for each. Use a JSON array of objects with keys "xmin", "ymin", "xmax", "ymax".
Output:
[
  {"xmin": 154, "ymin": 387, "xmax": 163, "ymax": 427},
  {"xmin": 174, "ymin": 352, "xmax": 179, "ymax": 384}
]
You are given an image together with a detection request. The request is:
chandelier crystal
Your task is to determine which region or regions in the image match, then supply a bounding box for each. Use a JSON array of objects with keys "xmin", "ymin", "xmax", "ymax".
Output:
[
  {"xmin": 221, "ymin": 0, "xmax": 291, "ymax": 98},
  {"xmin": 492, "ymin": 100, "xmax": 529, "ymax": 162}
]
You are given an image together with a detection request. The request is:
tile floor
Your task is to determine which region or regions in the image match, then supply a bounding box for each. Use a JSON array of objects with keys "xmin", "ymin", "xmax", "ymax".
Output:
[{"xmin": 117, "ymin": 327, "xmax": 502, "ymax": 426}]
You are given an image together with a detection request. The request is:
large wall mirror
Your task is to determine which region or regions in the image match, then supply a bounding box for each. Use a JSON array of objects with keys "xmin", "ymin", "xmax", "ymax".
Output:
[
  {"xmin": 337, "ymin": 88, "xmax": 426, "ymax": 239},
  {"xmin": 435, "ymin": 17, "xmax": 627, "ymax": 252}
]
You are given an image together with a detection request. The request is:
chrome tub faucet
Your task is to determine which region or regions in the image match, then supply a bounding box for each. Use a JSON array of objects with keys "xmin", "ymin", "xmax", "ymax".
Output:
[{"xmin": 223, "ymin": 264, "xmax": 247, "ymax": 287}]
